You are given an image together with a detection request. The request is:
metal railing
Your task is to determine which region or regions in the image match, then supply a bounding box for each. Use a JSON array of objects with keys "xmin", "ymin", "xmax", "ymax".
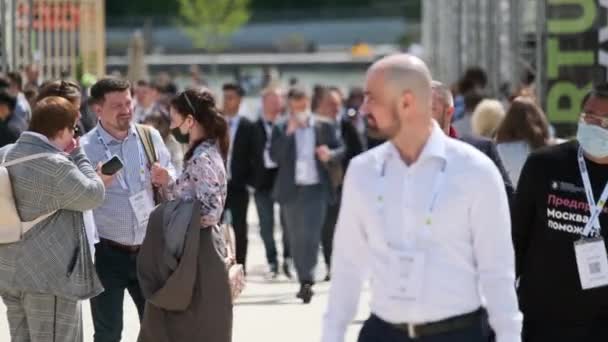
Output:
[
  {"xmin": 0, "ymin": 0, "xmax": 106, "ymax": 79},
  {"xmin": 422, "ymin": 0, "xmax": 539, "ymax": 96}
]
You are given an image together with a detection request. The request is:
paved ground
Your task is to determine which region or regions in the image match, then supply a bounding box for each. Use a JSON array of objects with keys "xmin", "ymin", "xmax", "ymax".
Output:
[{"xmin": 0, "ymin": 204, "xmax": 370, "ymax": 341}]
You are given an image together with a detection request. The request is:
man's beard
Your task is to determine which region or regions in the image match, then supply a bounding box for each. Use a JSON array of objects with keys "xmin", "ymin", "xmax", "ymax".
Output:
[
  {"xmin": 116, "ymin": 114, "xmax": 132, "ymax": 131},
  {"xmin": 434, "ymin": 114, "xmax": 446, "ymax": 132},
  {"xmin": 367, "ymin": 107, "xmax": 401, "ymax": 140}
]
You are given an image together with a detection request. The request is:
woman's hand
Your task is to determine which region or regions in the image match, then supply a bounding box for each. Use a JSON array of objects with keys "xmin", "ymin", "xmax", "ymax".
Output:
[{"xmin": 64, "ymin": 138, "xmax": 80, "ymax": 154}]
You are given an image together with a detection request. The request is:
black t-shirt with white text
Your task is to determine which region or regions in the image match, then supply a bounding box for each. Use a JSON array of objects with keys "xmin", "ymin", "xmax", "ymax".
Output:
[{"xmin": 514, "ymin": 141, "xmax": 608, "ymax": 323}]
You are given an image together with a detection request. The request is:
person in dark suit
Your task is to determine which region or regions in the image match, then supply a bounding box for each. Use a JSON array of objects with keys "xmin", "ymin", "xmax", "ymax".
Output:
[
  {"xmin": 431, "ymin": 81, "xmax": 513, "ymax": 201},
  {"xmin": 252, "ymin": 87, "xmax": 292, "ymax": 279},
  {"xmin": 327, "ymin": 87, "xmax": 365, "ymax": 171},
  {"xmin": 316, "ymin": 87, "xmax": 363, "ymax": 280},
  {"xmin": 270, "ymin": 87, "xmax": 343, "ymax": 304},
  {"xmin": 222, "ymin": 83, "xmax": 255, "ymax": 271},
  {"xmin": 0, "ymin": 90, "xmax": 20, "ymax": 148},
  {"xmin": 345, "ymin": 86, "xmax": 382, "ymax": 151}
]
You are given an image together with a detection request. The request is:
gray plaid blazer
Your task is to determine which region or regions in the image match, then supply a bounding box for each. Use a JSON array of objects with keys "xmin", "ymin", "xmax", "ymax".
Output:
[{"xmin": 0, "ymin": 133, "xmax": 105, "ymax": 299}]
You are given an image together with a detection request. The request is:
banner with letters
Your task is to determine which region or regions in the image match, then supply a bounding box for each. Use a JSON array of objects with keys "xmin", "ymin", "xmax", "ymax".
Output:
[{"xmin": 545, "ymin": 0, "xmax": 607, "ymax": 133}]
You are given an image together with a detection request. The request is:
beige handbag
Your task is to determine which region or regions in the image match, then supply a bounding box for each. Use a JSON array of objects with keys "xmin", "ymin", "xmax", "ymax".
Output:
[
  {"xmin": 223, "ymin": 224, "xmax": 246, "ymax": 302},
  {"xmin": 0, "ymin": 152, "xmax": 58, "ymax": 243}
]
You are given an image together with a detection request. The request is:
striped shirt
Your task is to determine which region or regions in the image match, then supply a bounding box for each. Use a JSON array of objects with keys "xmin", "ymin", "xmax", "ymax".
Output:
[{"xmin": 81, "ymin": 123, "xmax": 176, "ymax": 245}]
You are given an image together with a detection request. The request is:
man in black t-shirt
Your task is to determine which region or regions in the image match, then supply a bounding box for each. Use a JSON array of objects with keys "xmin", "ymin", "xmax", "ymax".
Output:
[{"xmin": 514, "ymin": 84, "xmax": 608, "ymax": 341}]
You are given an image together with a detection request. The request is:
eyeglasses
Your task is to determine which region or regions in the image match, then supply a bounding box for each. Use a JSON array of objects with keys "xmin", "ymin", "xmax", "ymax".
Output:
[{"xmin": 581, "ymin": 112, "xmax": 608, "ymax": 129}]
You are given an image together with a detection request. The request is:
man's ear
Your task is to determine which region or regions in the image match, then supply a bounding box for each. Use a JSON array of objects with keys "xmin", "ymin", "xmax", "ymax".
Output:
[
  {"xmin": 401, "ymin": 90, "xmax": 415, "ymax": 112},
  {"xmin": 0, "ymin": 105, "xmax": 9, "ymax": 120},
  {"xmin": 445, "ymin": 106, "xmax": 455, "ymax": 123},
  {"xmin": 92, "ymin": 103, "xmax": 102, "ymax": 117}
]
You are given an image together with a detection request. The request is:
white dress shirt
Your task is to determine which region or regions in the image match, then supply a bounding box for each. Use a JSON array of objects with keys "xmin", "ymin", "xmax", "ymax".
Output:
[
  {"xmin": 227, "ymin": 115, "xmax": 241, "ymax": 180},
  {"xmin": 262, "ymin": 120, "xmax": 278, "ymax": 169},
  {"xmin": 294, "ymin": 116, "xmax": 320, "ymax": 185},
  {"xmin": 322, "ymin": 123, "xmax": 521, "ymax": 342}
]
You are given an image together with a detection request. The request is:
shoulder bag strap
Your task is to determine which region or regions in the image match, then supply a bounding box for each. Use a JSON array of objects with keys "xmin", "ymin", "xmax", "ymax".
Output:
[
  {"xmin": 135, "ymin": 124, "xmax": 158, "ymax": 165},
  {"xmin": 135, "ymin": 124, "xmax": 165, "ymax": 204}
]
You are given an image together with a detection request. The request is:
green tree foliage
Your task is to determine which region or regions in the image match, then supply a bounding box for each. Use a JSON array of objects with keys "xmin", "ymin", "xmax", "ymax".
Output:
[{"xmin": 177, "ymin": 0, "xmax": 250, "ymax": 52}]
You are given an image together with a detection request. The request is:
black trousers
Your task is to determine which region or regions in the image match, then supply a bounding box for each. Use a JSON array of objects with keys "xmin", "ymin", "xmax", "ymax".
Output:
[
  {"xmin": 321, "ymin": 187, "xmax": 341, "ymax": 269},
  {"xmin": 226, "ymin": 183, "xmax": 250, "ymax": 269},
  {"xmin": 90, "ymin": 242, "xmax": 146, "ymax": 342},
  {"xmin": 523, "ymin": 320, "xmax": 608, "ymax": 342},
  {"xmin": 358, "ymin": 314, "xmax": 487, "ymax": 342}
]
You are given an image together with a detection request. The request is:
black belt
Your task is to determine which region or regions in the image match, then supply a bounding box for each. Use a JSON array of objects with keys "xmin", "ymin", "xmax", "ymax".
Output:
[
  {"xmin": 378, "ymin": 308, "xmax": 483, "ymax": 339},
  {"xmin": 99, "ymin": 238, "xmax": 140, "ymax": 254}
]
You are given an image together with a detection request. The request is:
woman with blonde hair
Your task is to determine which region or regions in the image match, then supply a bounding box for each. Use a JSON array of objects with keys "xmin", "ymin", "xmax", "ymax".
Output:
[
  {"xmin": 471, "ymin": 98, "xmax": 506, "ymax": 138},
  {"xmin": 495, "ymin": 97, "xmax": 550, "ymax": 185}
]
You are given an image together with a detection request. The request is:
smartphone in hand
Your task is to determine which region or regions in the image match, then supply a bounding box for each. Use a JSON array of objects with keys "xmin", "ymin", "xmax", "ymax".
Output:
[{"xmin": 101, "ymin": 155, "xmax": 124, "ymax": 175}]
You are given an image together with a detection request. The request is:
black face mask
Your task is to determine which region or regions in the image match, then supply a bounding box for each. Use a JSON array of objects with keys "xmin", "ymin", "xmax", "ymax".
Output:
[{"xmin": 171, "ymin": 127, "xmax": 190, "ymax": 144}]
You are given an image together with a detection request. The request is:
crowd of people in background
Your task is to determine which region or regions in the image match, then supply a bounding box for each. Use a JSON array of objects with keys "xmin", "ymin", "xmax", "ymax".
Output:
[{"xmin": 1, "ymin": 53, "xmax": 608, "ymax": 342}]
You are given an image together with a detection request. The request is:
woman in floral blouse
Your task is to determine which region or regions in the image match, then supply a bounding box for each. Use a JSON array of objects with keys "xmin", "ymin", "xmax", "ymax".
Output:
[
  {"xmin": 149, "ymin": 89, "xmax": 233, "ymax": 341},
  {"xmin": 168, "ymin": 90, "xmax": 228, "ymax": 226}
]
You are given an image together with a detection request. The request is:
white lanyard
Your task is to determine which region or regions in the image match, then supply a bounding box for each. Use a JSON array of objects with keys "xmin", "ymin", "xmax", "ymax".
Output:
[
  {"xmin": 96, "ymin": 129, "xmax": 147, "ymax": 191},
  {"xmin": 578, "ymin": 147, "xmax": 608, "ymax": 237},
  {"xmin": 227, "ymin": 117, "xmax": 240, "ymax": 179},
  {"xmin": 263, "ymin": 121, "xmax": 273, "ymax": 149},
  {"xmin": 377, "ymin": 150, "xmax": 446, "ymax": 234}
]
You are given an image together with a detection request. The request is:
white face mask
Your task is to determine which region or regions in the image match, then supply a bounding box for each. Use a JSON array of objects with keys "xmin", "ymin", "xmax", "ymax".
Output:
[
  {"xmin": 577, "ymin": 121, "xmax": 608, "ymax": 158},
  {"xmin": 295, "ymin": 112, "xmax": 309, "ymax": 124}
]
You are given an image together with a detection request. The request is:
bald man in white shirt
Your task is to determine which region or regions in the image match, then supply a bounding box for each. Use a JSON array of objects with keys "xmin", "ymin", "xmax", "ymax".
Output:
[{"xmin": 322, "ymin": 54, "xmax": 522, "ymax": 342}]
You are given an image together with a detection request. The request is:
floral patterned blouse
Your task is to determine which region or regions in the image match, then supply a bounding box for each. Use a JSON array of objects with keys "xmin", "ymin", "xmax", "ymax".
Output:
[{"xmin": 168, "ymin": 140, "xmax": 227, "ymax": 227}]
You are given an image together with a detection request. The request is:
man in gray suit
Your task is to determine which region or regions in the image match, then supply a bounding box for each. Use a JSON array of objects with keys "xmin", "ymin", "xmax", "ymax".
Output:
[{"xmin": 270, "ymin": 87, "xmax": 343, "ymax": 304}]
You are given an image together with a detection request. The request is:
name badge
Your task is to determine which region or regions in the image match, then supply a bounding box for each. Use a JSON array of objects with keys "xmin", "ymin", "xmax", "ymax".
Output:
[
  {"xmin": 574, "ymin": 237, "xmax": 608, "ymax": 290},
  {"xmin": 385, "ymin": 249, "xmax": 426, "ymax": 302},
  {"xmin": 129, "ymin": 190, "xmax": 155, "ymax": 228}
]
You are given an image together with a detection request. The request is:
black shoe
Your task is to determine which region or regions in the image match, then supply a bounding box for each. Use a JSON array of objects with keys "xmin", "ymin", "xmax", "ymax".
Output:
[
  {"xmin": 282, "ymin": 261, "xmax": 293, "ymax": 279},
  {"xmin": 264, "ymin": 270, "xmax": 279, "ymax": 280},
  {"xmin": 265, "ymin": 264, "xmax": 279, "ymax": 280},
  {"xmin": 296, "ymin": 284, "xmax": 313, "ymax": 304}
]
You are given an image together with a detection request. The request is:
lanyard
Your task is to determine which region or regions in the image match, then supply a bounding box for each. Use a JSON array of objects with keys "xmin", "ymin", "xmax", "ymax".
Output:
[
  {"xmin": 263, "ymin": 121, "xmax": 273, "ymax": 149},
  {"xmin": 96, "ymin": 129, "xmax": 147, "ymax": 191},
  {"xmin": 227, "ymin": 117, "xmax": 240, "ymax": 179},
  {"xmin": 423, "ymin": 163, "xmax": 446, "ymax": 226},
  {"xmin": 377, "ymin": 149, "xmax": 446, "ymax": 236},
  {"xmin": 578, "ymin": 147, "xmax": 608, "ymax": 237}
]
